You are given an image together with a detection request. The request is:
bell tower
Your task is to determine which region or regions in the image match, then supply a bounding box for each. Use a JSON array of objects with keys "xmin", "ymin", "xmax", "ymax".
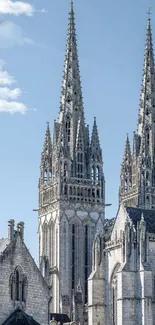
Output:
[{"xmin": 38, "ymin": 2, "xmax": 105, "ymax": 323}]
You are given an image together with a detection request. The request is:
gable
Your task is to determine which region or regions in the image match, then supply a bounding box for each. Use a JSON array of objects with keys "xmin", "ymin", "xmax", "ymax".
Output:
[
  {"xmin": 2, "ymin": 308, "xmax": 40, "ymax": 325},
  {"xmin": 110, "ymin": 204, "xmax": 128, "ymax": 241}
]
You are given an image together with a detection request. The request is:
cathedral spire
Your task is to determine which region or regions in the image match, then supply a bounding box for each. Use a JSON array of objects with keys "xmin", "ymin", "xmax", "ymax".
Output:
[
  {"xmin": 137, "ymin": 17, "xmax": 155, "ymax": 137},
  {"xmin": 40, "ymin": 122, "xmax": 52, "ymax": 184},
  {"xmin": 90, "ymin": 117, "xmax": 102, "ymax": 163},
  {"xmin": 119, "ymin": 15, "xmax": 155, "ymax": 209},
  {"xmin": 58, "ymin": 0, "xmax": 84, "ymax": 124}
]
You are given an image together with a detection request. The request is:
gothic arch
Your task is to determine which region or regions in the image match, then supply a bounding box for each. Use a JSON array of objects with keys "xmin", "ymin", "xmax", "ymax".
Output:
[
  {"xmin": 10, "ymin": 266, "xmax": 28, "ymax": 302},
  {"xmin": 110, "ymin": 263, "xmax": 121, "ymax": 325},
  {"xmin": 83, "ymin": 217, "xmax": 94, "ymax": 226},
  {"xmin": 70, "ymin": 216, "xmax": 82, "ymax": 225}
]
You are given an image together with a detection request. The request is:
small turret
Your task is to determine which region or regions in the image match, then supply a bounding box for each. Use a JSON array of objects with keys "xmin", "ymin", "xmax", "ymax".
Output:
[
  {"xmin": 40, "ymin": 122, "xmax": 52, "ymax": 185},
  {"xmin": 119, "ymin": 134, "xmax": 132, "ymax": 204}
]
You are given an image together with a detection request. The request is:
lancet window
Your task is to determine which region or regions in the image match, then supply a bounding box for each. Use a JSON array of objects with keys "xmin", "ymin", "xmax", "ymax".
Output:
[
  {"xmin": 110, "ymin": 264, "xmax": 120, "ymax": 325},
  {"xmin": 10, "ymin": 267, "xmax": 28, "ymax": 302},
  {"xmin": 66, "ymin": 117, "xmax": 71, "ymax": 142}
]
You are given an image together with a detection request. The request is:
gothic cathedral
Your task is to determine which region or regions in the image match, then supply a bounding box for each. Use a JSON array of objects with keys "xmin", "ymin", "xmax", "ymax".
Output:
[
  {"xmin": 38, "ymin": 2, "xmax": 155, "ymax": 325},
  {"xmin": 88, "ymin": 13, "xmax": 155, "ymax": 325},
  {"xmin": 38, "ymin": 2, "xmax": 105, "ymax": 323}
]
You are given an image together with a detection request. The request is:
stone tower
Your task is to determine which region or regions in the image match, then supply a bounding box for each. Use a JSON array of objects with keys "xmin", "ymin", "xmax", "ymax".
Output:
[
  {"xmin": 119, "ymin": 17, "xmax": 155, "ymax": 209},
  {"xmin": 38, "ymin": 2, "xmax": 105, "ymax": 323}
]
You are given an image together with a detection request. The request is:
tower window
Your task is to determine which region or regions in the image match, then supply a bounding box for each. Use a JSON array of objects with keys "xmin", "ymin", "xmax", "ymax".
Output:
[
  {"xmin": 64, "ymin": 185, "xmax": 68, "ymax": 195},
  {"xmin": 72, "ymin": 224, "xmax": 75, "ymax": 289},
  {"xmin": 84, "ymin": 225, "xmax": 88, "ymax": 303},
  {"xmin": 43, "ymin": 170, "xmax": 47, "ymax": 183},
  {"xmin": 66, "ymin": 118, "xmax": 71, "ymax": 142},
  {"xmin": 64, "ymin": 163, "xmax": 67, "ymax": 177}
]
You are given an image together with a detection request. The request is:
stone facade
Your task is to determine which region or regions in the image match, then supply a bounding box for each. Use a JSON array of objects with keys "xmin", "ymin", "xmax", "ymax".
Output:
[
  {"xmin": 88, "ymin": 17, "xmax": 155, "ymax": 325},
  {"xmin": 38, "ymin": 2, "xmax": 105, "ymax": 324},
  {"xmin": 88, "ymin": 204, "xmax": 155, "ymax": 325},
  {"xmin": 0, "ymin": 220, "xmax": 50, "ymax": 325},
  {"xmin": 119, "ymin": 18, "xmax": 155, "ymax": 209}
]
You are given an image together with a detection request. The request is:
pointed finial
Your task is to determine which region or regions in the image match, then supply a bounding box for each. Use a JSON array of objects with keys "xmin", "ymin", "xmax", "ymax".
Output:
[
  {"xmin": 147, "ymin": 6, "xmax": 152, "ymax": 20},
  {"xmin": 70, "ymin": 0, "xmax": 74, "ymax": 12}
]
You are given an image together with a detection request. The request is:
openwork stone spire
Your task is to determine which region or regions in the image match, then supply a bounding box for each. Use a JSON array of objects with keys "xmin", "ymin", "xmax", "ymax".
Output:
[
  {"xmin": 40, "ymin": 122, "xmax": 52, "ymax": 184},
  {"xmin": 38, "ymin": 4, "xmax": 105, "ymax": 322},
  {"xmin": 90, "ymin": 117, "xmax": 102, "ymax": 163},
  {"xmin": 41, "ymin": 122, "xmax": 52, "ymax": 166},
  {"xmin": 119, "ymin": 135, "xmax": 132, "ymax": 200},
  {"xmin": 119, "ymin": 17, "xmax": 155, "ymax": 209},
  {"xmin": 58, "ymin": 0, "xmax": 84, "ymax": 124}
]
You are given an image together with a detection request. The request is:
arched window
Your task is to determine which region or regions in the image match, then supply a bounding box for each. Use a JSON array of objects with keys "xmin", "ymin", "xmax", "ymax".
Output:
[
  {"xmin": 64, "ymin": 163, "xmax": 67, "ymax": 177},
  {"xmin": 96, "ymin": 166, "xmax": 100, "ymax": 181},
  {"xmin": 43, "ymin": 224, "xmax": 48, "ymax": 256},
  {"xmin": 110, "ymin": 264, "xmax": 120, "ymax": 325},
  {"xmin": 10, "ymin": 268, "xmax": 28, "ymax": 303},
  {"xmin": 91, "ymin": 166, "xmax": 95, "ymax": 181},
  {"xmin": 15, "ymin": 269, "xmax": 20, "ymax": 301},
  {"xmin": 69, "ymin": 187, "xmax": 73, "ymax": 195},
  {"xmin": 49, "ymin": 170, "xmax": 52, "ymax": 179},
  {"xmin": 44, "ymin": 170, "xmax": 47, "ymax": 183},
  {"xmin": 92, "ymin": 188, "xmax": 95, "ymax": 198},
  {"xmin": 22, "ymin": 276, "xmax": 28, "ymax": 302},
  {"xmin": 64, "ymin": 185, "xmax": 68, "ymax": 195},
  {"xmin": 66, "ymin": 118, "xmax": 71, "ymax": 142}
]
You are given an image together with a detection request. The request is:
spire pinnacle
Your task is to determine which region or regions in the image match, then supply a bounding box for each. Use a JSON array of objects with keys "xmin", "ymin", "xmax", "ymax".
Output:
[
  {"xmin": 147, "ymin": 6, "xmax": 152, "ymax": 20},
  {"xmin": 90, "ymin": 117, "xmax": 102, "ymax": 163},
  {"xmin": 58, "ymin": 0, "xmax": 84, "ymax": 124},
  {"xmin": 41, "ymin": 122, "xmax": 52, "ymax": 167}
]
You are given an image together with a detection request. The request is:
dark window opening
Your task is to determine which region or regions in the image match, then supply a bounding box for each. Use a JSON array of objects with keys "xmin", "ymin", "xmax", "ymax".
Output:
[
  {"xmin": 15, "ymin": 270, "xmax": 20, "ymax": 301},
  {"xmin": 72, "ymin": 224, "xmax": 75, "ymax": 290},
  {"xmin": 85, "ymin": 225, "xmax": 88, "ymax": 304}
]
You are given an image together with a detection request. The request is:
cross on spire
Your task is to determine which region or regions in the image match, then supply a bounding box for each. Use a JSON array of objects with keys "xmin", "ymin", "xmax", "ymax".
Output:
[{"xmin": 147, "ymin": 6, "xmax": 152, "ymax": 19}]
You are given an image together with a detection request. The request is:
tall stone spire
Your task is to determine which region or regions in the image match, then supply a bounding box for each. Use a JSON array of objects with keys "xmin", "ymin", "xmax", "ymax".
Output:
[
  {"xmin": 119, "ymin": 17, "xmax": 155, "ymax": 209},
  {"xmin": 59, "ymin": 0, "xmax": 83, "ymax": 124},
  {"xmin": 38, "ymin": 2, "xmax": 105, "ymax": 323}
]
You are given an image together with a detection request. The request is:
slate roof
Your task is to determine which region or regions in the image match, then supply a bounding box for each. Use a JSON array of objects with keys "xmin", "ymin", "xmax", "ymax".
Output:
[
  {"xmin": 0, "ymin": 238, "xmax": 10, "ymax": 253},
  {"xmin": 126, "ymin": 207, "xmax": 155, "ymax": 233},
  {"xmin": 2, "ymin": 308, "xmax": 40, "ymax": 325},
  {"xmin": 104, "ymin": 218, "xmax": 115, "ymax": 240},
  {"xmin": 50, "ymin": 313, "xmax": 70, "ymax": 324}
]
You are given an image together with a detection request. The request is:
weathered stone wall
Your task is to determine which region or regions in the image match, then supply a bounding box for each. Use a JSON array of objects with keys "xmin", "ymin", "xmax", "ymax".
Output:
[{"xmin": 0, "ymin": 234, "xmax": 50, "ymax": 325}]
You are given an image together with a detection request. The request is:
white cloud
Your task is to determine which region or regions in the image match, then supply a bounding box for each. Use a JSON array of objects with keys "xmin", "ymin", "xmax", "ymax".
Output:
[
  {"xmin": 0, "ymin": 21, "xmax": 34, "ymax": 48},
  {"xmin": 0, "ymin": 60, "xmax": 28, "ymax": 114},
  {"xmin": 0, "ymin": 60, "xmax": 16, "ymax": 85},
  {"xmin": 0, "ymin": 0, "xmax": 34, "ymax": 16},
  {"xmin": 0, "ymin": 87, "xmax": 21, "ymax": 99},
  {"xmin": 0, "ymin": 99, "xmax": 27, "ymax": 114}
]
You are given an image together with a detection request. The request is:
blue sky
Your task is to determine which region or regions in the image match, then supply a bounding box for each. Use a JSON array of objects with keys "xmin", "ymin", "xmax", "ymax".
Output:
[{"xmin": 0, "ymin": 0, "xmax": 154, "ymax": 262}]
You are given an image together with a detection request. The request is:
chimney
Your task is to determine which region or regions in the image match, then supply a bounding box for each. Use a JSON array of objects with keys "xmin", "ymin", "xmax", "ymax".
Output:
[
  {"xmin": 17, "ymin": 221, "xmax": 24, "ymax": 241},
  {"xmin": 8, "ymin": 219, "xmax": 15, "ymax": 241}
]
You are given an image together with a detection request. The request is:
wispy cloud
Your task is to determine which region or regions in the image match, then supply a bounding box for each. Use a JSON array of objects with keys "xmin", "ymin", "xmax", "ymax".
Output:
[
  {"xmin": 0, "ymin": 87, "xmax": 21, "ymax": 99},
  {"xmin": 0, "ymin": 60, "xmax": 16, "ymax": 85},
  {"xmin": 0, "ymin": 0, "xmax": 47, "ymax": 17},
  {"xmin": 0, "ymin": 60, "xmax": 28, "ymax": 114},
  {"xmin": 0, "ymin": 0, "xmax": 34, "ymax": 16},
  {"xmin": 0, "ymin": 21, "xmax": 34, "ymax": 48},
  {"xmin": 0, "ymin": 99, "xmax": 27, "ymax": 114}
]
